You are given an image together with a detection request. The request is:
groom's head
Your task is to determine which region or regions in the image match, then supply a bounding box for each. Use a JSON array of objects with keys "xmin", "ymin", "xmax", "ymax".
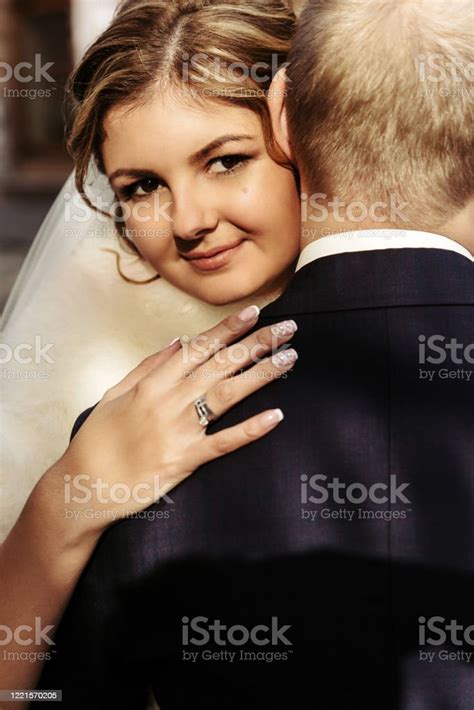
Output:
[{"xmin": 270, "ymin": 0, "xmax": 473, "ymax": 231}]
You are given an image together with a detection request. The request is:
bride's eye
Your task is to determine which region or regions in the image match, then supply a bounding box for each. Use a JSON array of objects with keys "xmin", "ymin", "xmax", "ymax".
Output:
[
  {"xmin": 121, "ymin": 177, "xmax": 164, "ymax": 200},
  {"xmin": 207, "ymin": 154, "xmax": 250, "ymax": 176}
]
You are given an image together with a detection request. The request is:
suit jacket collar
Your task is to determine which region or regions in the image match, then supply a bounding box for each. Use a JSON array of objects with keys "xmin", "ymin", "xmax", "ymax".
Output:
[
  {"xmin": 263, "ymin": 248, "xmax": 474, "ymax": 318},
  {"xmin": 295, "ymin": 230, "xmax": 473, "ymax": 272}
]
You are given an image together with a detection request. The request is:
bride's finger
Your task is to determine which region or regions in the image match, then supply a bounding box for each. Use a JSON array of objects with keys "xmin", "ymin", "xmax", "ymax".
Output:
[
  {"xmin": 151, "ymin": 304, "xmax": 261, "ymax": 382},
  {"xmin": 101, "ymin": 338, "xmax": 182, "ymax": 402},
  {"xmin": 195, "ymin": 407, "xmax": 285, "ymax": 467},
  {"xmin": 189, "ymin": 348, "xmax": 298, "ymax": 423},
  {"xmin": 193, "ymin": 319, "xmax": 298, "ymax": 381}
]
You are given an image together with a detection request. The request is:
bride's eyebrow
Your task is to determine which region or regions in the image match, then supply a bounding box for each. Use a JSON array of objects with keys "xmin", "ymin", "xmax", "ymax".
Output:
[
  {"xmin": 189, "ymin": 134, "xmax": 255, "ymax": 166},
  {"xmin": 108, "ymin": 134, "xmax": 254, "ymax": 185},
  {"xmin": 108, "ymin": 168, "xmax": 160, "ymax": 185},
  {"xmin": 107, "ymin": 168, "xmax": 161, "ymax": 187}
]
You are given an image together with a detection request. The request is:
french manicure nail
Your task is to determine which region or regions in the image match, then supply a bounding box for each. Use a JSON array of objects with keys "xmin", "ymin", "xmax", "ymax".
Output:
[
  {"xmin": 166, "ymin": 337, "xmax": 181, "ymax": 348},
  {"xmin": 271, "ymin": 320, "xmax": 298, "ymax": 337},
  {"xmin": 262, "ymin": 409, "xmax": 284, "ymax": 426},
  {"xmin": 272, "ymin": 348, "xmax": 298, "ymax": 368},
  {"xmin": 237, "ymin": 304, "xmax": 260, "ymax": 322}
]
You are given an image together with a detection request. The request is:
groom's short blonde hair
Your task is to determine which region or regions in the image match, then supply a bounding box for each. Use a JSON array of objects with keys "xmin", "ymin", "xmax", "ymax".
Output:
[{"xmin": 286, "ymin": 0, "xmax": 474, "ymax": 226}]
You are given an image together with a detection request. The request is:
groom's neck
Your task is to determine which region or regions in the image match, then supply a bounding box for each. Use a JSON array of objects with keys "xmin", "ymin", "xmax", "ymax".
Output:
[{"xmin": 299, "ymin": 188, "xmax": 474, "ymax": 256}]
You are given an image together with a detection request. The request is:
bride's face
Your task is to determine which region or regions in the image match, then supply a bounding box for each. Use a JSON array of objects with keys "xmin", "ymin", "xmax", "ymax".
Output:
[{"xmin": 102, "ymin": 90, "xmax": 301, "ymax": 305}]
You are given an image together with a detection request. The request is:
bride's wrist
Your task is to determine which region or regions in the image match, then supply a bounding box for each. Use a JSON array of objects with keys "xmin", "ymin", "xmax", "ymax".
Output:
[
  {"xmin": 29, "ymin": 458, "xmax": 104, "ymax": 553},
  {"xmin": 0, "ymin": 462, "xmax": 104, "ymax": 602}
]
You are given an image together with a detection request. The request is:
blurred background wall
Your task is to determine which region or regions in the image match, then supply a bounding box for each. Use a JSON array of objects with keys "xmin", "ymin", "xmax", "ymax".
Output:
[
  {"xmin": 0, "ymin": 0, "xmax": 306, "ymax": 313},
  {"xmin": 0, "ymin": 0, "xmax": 118, "ymax": 312}
]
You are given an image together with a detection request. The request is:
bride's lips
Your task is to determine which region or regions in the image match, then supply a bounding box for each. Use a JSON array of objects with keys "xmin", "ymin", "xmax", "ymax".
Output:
[{"xmin": 183, "ymin": 239, "xmax": 246, "ymax": 272}]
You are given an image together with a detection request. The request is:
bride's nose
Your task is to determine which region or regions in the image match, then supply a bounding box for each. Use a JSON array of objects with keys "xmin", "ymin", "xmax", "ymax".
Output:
[{"xmin": 171, "ymin": 187, "xmax": 219, "ymax": 241}]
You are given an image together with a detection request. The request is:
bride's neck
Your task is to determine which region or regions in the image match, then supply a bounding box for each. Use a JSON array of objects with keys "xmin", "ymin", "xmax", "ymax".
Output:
[{"xmin": 251, "ymin": 258, "xmax": 299, "ymax": 306}]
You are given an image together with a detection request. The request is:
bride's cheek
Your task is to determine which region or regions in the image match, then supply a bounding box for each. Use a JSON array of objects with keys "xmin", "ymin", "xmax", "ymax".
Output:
[{"xmin": 142, "ymin": 238, "xmax": 168, "ymax": 268}]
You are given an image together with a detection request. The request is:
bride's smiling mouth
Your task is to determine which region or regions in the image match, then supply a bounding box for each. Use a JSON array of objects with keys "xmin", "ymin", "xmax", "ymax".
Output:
[{"xmin": 182, "ymin": 239, "xmax": 247, "ymax": 273}]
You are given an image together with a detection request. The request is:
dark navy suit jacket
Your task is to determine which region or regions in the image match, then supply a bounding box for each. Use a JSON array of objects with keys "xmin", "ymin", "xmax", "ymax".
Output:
[{"xmin": 39, "ymin": 247, "xmax": 474, "ymax": 709}]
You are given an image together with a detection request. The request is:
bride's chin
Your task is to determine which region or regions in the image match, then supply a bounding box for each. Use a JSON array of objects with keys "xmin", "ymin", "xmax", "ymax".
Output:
[
  {"xmin": 193, "ymin": 282, "xmax": 259, "ymax": 307},
  {"xmin": 188, "ymin": 266, "xmax": 286, "ymax": 306},
  {"xmin": 166, "ymin": 265, "xmax": 268, "ymax": 306},
  {"xmin": 198, "ymin": 291, "xmax": 251, "ymax": 307}
]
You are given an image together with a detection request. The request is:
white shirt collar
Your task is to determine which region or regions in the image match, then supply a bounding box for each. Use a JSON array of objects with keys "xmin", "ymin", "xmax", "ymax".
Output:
[{"xmin": 296, "ymin": 229, "xmax": 473, "ymax": 272}]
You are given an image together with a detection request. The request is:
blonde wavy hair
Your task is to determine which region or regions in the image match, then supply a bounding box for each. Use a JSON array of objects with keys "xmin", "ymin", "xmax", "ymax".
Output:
[
  {"xmin": 67, "ymin": 0, "xmax": 296, "ymax": 201},
  {"xmin": 286, "ymin": 0, "xmax": 473, "ymax": 227}
]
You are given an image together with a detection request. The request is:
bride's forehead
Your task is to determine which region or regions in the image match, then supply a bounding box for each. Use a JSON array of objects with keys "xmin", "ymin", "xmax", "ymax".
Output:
[{"xmin": 102, "ymin": 91, "xmax": 261, "ymax": 155}]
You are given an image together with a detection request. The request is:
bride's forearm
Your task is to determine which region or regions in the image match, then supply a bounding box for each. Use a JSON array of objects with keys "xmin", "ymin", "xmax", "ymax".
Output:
[{"xmin": 0, "ymin": 461, "xmax": 101, "ymax": 706}]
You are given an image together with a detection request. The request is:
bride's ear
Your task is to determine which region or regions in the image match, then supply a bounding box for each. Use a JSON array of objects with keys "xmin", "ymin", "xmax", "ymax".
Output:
[{"xmin": 268, "ymin": 67, "xmax": 294, "ymax": 162}]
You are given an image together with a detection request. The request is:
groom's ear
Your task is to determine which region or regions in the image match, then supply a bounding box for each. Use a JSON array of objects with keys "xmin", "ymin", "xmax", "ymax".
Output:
[{"xmin": 268, "ymin": 68, "xmax": 294, "ymax": 162}]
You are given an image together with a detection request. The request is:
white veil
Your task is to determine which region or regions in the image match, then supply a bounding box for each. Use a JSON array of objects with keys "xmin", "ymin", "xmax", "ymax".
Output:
[{"xmin": 0, "ymin": 172, "xmax": 258, "ymax": 542}]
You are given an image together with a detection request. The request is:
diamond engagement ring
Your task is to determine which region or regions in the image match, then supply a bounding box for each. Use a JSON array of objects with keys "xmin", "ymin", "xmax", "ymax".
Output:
[{"xmin": 194, "ymin": 395, "xmax": 216, "ymax": 427}]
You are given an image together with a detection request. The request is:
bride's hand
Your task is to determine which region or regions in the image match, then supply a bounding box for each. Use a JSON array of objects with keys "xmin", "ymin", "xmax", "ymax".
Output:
[
  {"xmin": 54, "ymin": 305, "xmax": 298, "ymax": 533},
  {"xmin": 3, "ymin": 305, "xmax": 295, "ymax": 695}
]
